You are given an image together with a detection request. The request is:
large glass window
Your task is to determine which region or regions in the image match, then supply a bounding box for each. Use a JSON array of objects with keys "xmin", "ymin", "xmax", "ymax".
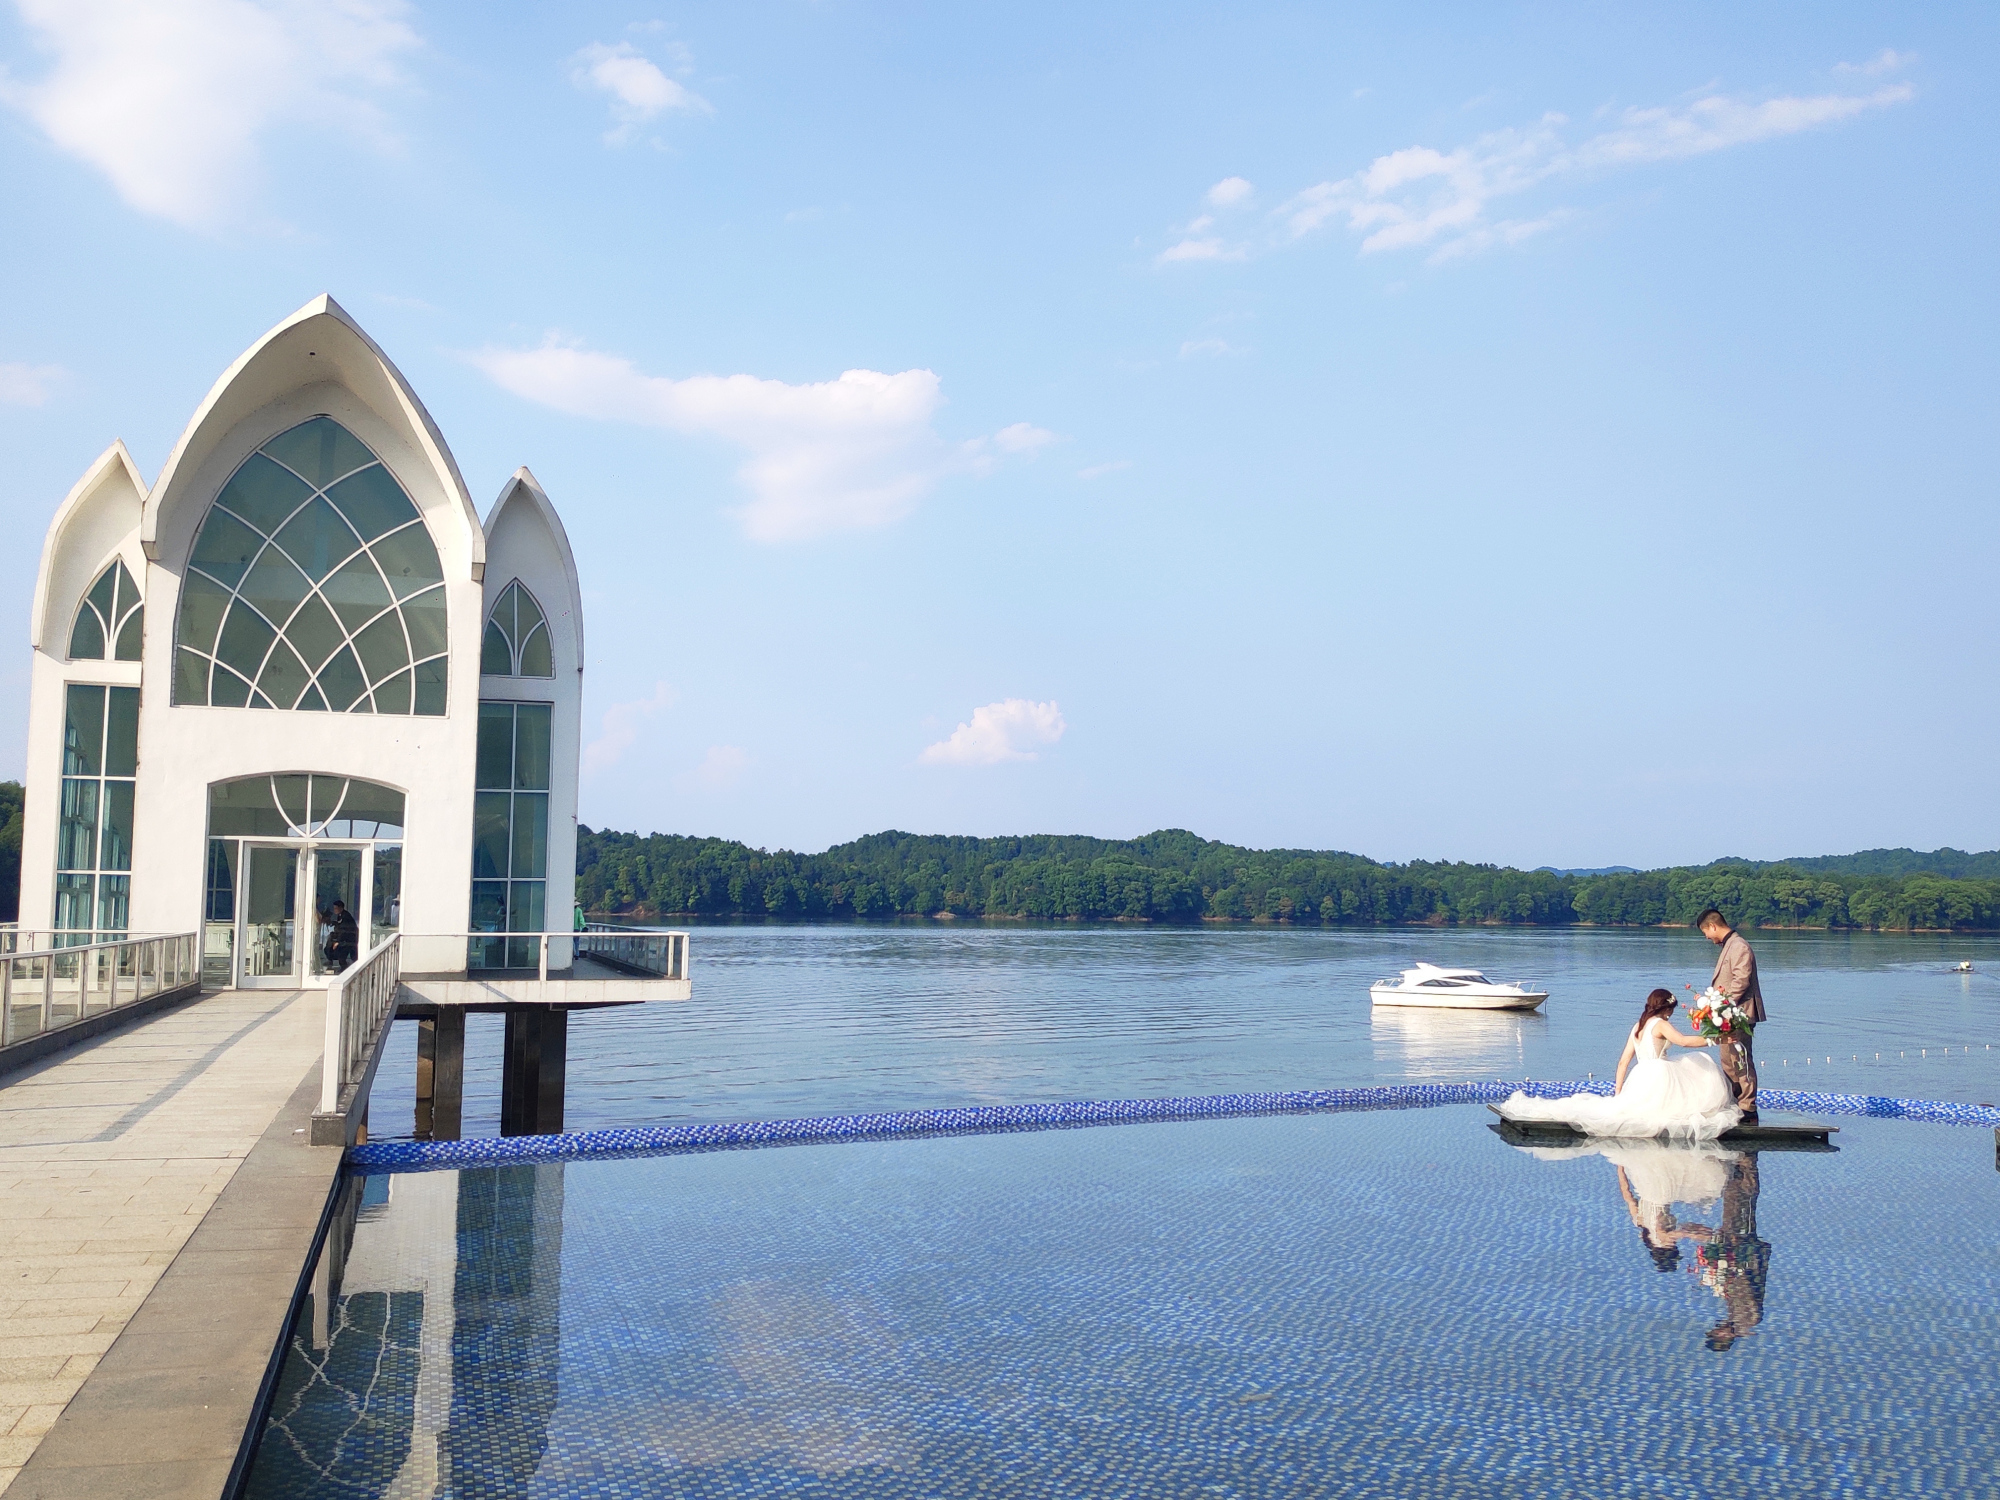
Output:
[
  {"xmin": 56, "ymin": 684, "xmax": 139, "ymax": 938},
  {"xmin": 471, "ymin": 701, "xmax": 551, "ymax": 968},
  {"xmin": 172, "ymin": 416, "xmax": 448, "ymax": 715},
  {"xmin": 480, "ymin": 579, "xmax": 554, "ymax": 677},
  {"xmin": 69, "ymin": 559, "xmax": 144, "ymax": 661}
]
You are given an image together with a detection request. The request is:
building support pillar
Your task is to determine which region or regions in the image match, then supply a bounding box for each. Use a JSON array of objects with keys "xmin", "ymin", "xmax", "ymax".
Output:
[
  {"xmin": 414, "ymin": 1017, "xmax": 436, "ymax": 1137},
  {"xmin": 501, "ymin": 1006, "xmax": 566, "ymax": 1136},
  {"xmin": 429, "ymin": 1009, "xmax": 464, "ymax": 1142}
]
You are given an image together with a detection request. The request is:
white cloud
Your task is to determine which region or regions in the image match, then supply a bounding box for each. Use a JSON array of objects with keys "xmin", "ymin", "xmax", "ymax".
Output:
[
  {"xmin": 690, "ymin": 744, "xmax": 747, "ymax": 790},
  {"xmin": 1836, "ymin": 49, "xmax": 1912, "ymax": 77},
  {"xmin": 0, "ymin": 361, "xmax": 65, "ymax": 406},
  {"xmin": 472, "ymin": 340, "xmax": 1045, "ymax": 541},
  {"xmin": 1162, "ymin": 79, "xmax": 1912, "ymax": 266},
  {"xmin": 1157, "ymin": 236, "xmax": 1241, "ymax": 263},
  {"xmin": 570, "ymin": 40, "xmax": 709, "ymax": 144},
  {"xmin": 1206, "ymin": 175, "xmax": 1254, "ymax": 207},
  {"xmin": 584, "ymin": 680, "xmax": 676, "ymax": 775},
  {"xmin": 1076, "ymin": 459, "xmax": 1132, "ymax": 479},
  {"xmin": 0, "ymin": 0, "xmax": 418, "ymax": 230},
  {"xmin": 1179, "ymin": 337, "xmax": 1241, "ymax": 358},
  {"xmin": 920, "ymin": 699, "xmax": 1066, "ymax": 767}
]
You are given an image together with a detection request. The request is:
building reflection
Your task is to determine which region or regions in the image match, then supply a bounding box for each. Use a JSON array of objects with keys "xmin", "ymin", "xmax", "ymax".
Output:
[{"xmin": 246, "ymin": 1161, "xmax": 566, "ymax": 1497}]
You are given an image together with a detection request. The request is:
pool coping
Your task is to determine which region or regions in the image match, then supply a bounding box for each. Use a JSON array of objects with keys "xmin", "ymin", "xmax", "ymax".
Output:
[{"xmin": 347, "ymin": 1081, "xmax": 2000, "ymax": 1173}]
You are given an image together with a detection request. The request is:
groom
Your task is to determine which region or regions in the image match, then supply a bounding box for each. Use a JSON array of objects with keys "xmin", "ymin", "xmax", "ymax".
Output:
[{"xmin": 1698, "ymin": 908, "xmax": 1765, "ymax": 1121}]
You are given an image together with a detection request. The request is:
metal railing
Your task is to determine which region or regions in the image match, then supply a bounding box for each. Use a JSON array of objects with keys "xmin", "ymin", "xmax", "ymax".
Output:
[
  {"xmin": 319, "ymin": 933, "xmax": 402, "ymax": 1115},
  {"xmin": 399, "ymin": 929, "xmax": 690, "ymax": 982},
  {"xmin": 1, "ymin": 932, "xmax": 199, "ymax": 1049},
  {"xmin": 2, "ymin": 928, "xmax": 165, "ymax": 954},
  {"xmin": 578, "ymin": 923, "xmax": 689, "ymax": 980}
]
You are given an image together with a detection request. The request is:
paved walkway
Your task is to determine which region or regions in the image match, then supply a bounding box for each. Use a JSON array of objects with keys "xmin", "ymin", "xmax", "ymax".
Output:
[{"xmin": 0, "ymin": 989, "xmax": 327, "ymax": 1495}]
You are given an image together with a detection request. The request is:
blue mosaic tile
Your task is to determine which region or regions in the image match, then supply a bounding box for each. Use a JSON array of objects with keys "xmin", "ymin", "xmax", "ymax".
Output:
[
  {"xmin": 348, "ymin": 1081, "xmax": 2000, "ymax": 1173},
  {"xmin": 253, "ymin": 1104, "xmax": 2000, "ymax": 1499}
]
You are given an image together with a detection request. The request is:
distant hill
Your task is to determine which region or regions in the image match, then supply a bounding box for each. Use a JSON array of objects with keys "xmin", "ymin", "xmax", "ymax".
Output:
[
  {"xmin": 1536, "ymin": 865, "xmax": 1639, "ymax": 877},
  {"xmin": 1710, "ymin": 848, "xmax": 2000, "ymax": 880},
  {"xmin": 577, "ymin": 825, "xmax": 2000, "ymax": 931}
]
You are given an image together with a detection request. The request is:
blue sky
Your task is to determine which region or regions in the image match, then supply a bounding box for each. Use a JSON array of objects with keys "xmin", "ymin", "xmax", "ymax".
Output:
[{"xmin": 1, "ymin": 2, "xmax": 1994, "ymax": 869}]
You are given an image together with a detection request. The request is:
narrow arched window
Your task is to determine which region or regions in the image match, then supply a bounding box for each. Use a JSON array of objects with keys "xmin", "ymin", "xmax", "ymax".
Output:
[
  {"xmin": 70, "ymin": 560, "xmax": 143, "ymax": 661},
  {"xmin": 172, "ymin": 416, "xmax": 448, "ymax": 714},
  {"xmin": 480, "ymin": 580, "xmax": 554, "ymax": 678}
]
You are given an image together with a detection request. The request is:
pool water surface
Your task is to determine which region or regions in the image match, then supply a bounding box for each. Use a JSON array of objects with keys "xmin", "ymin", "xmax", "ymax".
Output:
[{"xmin": 247, "ymin": 1103, "xmax": 2000, "ymax": 1499}]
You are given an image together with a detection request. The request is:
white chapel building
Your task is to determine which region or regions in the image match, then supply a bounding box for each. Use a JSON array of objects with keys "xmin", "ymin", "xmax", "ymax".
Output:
[{"xmin": 19, "ymin": 296, "xmax": 584, "ymax": 987}]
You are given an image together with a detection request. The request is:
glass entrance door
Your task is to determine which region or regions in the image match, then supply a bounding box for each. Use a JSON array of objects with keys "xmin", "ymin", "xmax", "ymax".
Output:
[
  {"xmin": 239, "ymin": 844, "xmax": 300, "ymax": 987},
  {"xmin": 311, "ymin": 847, "xmax": 364, "ymax": 978}
]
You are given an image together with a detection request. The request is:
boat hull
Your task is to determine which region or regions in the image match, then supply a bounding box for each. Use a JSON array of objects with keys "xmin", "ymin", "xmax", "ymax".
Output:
[{"xmin": 1369, "ymin": 985, "xmax": 1548, "ymax": 1012}]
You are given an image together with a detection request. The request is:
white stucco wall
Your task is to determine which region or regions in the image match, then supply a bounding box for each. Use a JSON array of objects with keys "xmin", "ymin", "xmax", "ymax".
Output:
[
  {"xmin": 18, "ymin": 297, "xmax": 593, "ymax": 984},
  {"xmin": 480, "ymin": 469, "xmax": 586, "ymax": 942}
]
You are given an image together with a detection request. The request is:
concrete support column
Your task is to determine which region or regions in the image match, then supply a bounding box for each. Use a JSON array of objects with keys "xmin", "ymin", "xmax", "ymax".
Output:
[
  {"xmin": 430, "ymin": 1009, "xmax": 464, "ymax": 1142},
  {"xmin": 501, "ymin": 1007, "xmax": 567, "ymax": 1136},
  {"xmin": 414, "ymin": 1017, "xmax": 436, "ymax": 1137}
]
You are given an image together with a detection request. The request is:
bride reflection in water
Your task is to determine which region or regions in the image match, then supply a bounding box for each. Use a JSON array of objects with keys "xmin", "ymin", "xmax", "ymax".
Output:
[{"xmin": 1524, "ymin": 1138, "xmax": 1771, "ymax": 1350}]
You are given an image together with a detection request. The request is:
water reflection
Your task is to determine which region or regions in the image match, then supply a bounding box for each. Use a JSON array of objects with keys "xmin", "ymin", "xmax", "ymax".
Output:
[
  {"xmin": 246, "ymin": 1164, "xmax": 565, "ymax": 1498},
  {"xmin": 1370, "ymin": 1004, "xmax": 1540, "ymax": 1081},
  {"xmin": 1505, "ymin": 1135, "xmax": 1775, "ymax": 1352}
]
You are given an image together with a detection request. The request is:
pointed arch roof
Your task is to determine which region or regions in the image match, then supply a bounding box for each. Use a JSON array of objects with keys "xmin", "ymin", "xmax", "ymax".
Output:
[
  {"xmin": 140, "ymin": 294, "xmax": 484, "ymax": 578},
  {"xmin": 31, "ymin": 440, "xmax": 147, "ymax": 650},
  {"xmin": 484, "ymin": 466, "xmax": 584, "ymax": 672}
]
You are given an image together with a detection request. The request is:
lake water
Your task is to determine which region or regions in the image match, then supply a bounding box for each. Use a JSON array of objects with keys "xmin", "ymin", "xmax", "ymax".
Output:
[{"xmin": 369, "ymin": 925, "xmax": 2000, "ymax": 1140}]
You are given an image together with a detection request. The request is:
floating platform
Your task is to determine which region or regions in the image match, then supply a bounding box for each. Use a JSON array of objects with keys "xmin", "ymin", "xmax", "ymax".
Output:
[{"xmin": 1486, "ymin": 1105, "xmax": 1839, "ymax": 1151}]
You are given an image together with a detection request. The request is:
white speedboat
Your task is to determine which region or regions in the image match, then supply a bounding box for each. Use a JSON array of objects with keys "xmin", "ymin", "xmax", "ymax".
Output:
[{"xmin": 1369, "ymin": 963, "xmax": 1548, "ymax": 1011}]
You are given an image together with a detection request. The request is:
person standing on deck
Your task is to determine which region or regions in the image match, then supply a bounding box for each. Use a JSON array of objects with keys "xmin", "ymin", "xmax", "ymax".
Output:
[{"xmin": 1697, "ymin": 908, "xmax": 1765, "ymax": 1121}]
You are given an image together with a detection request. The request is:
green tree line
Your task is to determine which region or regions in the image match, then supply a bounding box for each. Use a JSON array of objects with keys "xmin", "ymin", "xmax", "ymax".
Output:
[
  {"xmin": 2, "ymin": 781, "xmax": 1990, "ymax": 931},
  {"xmin": 576, "ymin": 825, "xmax": 2000, "ymax": 932}
]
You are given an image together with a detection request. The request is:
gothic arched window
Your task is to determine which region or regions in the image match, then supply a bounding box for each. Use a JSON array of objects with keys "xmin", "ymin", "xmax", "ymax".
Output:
[
  {"xmin": 172, "ymin": 417, "xmax": 449, "ymax": 714},
  {"xmin": 70, "ymin": 559, "xmax": 143, "ymax": 661},
  {"xmin": 480, "ymin": 579, "xmax": 553, "ymax": 678}
]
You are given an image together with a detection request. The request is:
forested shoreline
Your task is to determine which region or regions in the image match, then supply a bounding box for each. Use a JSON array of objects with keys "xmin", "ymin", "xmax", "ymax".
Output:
[
  {"xmin": 575, "ymin": 825, "xmax": 2000, "ymax": 932},
  {"xmin": 3, "ymin": 776, "xmax": 1993, "ymax": 932}
]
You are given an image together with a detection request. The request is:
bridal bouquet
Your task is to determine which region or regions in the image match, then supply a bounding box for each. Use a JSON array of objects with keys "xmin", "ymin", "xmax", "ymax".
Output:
[
  {"xmin": 1691, "ymin": 1243, "xmax": 1738, "ymax": 1296},
  {"xmin": 1686, "ymin": 986, "xmax": 1755, "ymax": 1041}
]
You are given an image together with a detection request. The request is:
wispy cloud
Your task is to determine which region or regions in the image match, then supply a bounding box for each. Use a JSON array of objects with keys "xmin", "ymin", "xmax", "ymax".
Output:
[
  {"xmin": 1159, "ymin": 79, "xmax": 1913, "ymax": 266},
  {"xmin": 1206, "ymin": 176, "xmax": 1254, "ymax": 207},
  {"xmin": 0, "ymin": 361, "xmax": 66, "ymax": 406},
  {"xmin": 1157, "ymin": 177, "xmax": 1259, "ymax": 263},
  {"xmin": 472, "ymin": 340, "xmax": 1046, "ymax": 541},
  {"xmin": 1835, "ymin": 49, "xmax": 1912, "ymax": 78},
  {"xmin": 686, "ymin": 744, "xmax": 748, "ymax": 790},
  {"xmin": 0, "ymin": 0, "xmax": 418, "ymax": 230},
  {"xmin": 1077, "ymin": 460, "xmax": 1132, "ymax": 479},
  {"xmin": 570, "ymin": 39, "xmax": 709, "ymax": 145},
  {"xmin": 920, "ymin": 699, "xmax": 1066, "ymax": 766},
  {"xmin": 1179, "ymin": 337, "xmax": 1242, "ymax": 359},
  {"xmin": 584, "ymin": 680, "xmax": 676, "ymax": 775}
]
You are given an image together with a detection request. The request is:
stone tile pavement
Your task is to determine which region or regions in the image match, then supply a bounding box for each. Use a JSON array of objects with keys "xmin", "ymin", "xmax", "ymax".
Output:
[{"xmin": 0, "ymin": 988, "xmax": 327, "ymax": 1495}]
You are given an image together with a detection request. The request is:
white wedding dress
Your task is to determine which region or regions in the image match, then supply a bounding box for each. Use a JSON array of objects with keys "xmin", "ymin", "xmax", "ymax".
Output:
[{"xmin": 1499, "ymin": 1020, "xmax": 1741, "ymax": 1139}]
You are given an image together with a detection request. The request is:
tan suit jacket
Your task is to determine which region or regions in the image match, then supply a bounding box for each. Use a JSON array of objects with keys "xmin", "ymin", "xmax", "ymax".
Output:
[{"xmin": 1710, "ymin": 931, "xmax": 1766, "ymax": 1023}]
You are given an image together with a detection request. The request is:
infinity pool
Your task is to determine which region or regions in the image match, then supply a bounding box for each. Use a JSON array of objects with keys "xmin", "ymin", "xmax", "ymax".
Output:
[{"xmin": 246, "ymin": 1103, "xmax": 1999, "ymax": 1498}]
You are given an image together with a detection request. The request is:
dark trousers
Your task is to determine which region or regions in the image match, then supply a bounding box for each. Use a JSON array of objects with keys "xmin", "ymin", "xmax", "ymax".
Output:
[{"xmin": 1718, "ymin": 1033, "xmax": 1758, "ymax": 1113}]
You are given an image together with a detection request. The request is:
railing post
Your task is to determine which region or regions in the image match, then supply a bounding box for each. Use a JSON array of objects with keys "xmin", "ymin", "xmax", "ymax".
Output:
[
  {"xmin": 538, "ymin": 933, "xmax": 548, "ymax": 984},
  {"xmin": 321, "ymin": 970, "xmax": 347, "ymax": 1114},
  {"xmin": 42, "ymin": 955, "xmax": 53, "ymax": 1038}
]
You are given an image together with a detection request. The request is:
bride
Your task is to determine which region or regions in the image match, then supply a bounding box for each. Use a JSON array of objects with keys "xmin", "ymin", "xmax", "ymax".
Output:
[{"xmin": 1499, "ymin": 988, "xmax": 1741, "ymax": 1138}]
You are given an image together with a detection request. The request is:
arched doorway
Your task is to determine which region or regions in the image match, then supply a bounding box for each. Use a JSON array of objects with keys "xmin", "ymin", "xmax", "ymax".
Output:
[{"xmin": 204, "ymin": 775, "xmax": 404, "ymax": 988}]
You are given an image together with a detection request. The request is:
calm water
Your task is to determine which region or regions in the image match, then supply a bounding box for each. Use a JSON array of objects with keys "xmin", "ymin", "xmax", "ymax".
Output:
[
  {"xmin": 370, "ymin": 925, "xmax": 2000, "ymax": 1140},
  {"xmin": 248, "ymin": 1106, "xmax": 2000, "ymax": 1499}
]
